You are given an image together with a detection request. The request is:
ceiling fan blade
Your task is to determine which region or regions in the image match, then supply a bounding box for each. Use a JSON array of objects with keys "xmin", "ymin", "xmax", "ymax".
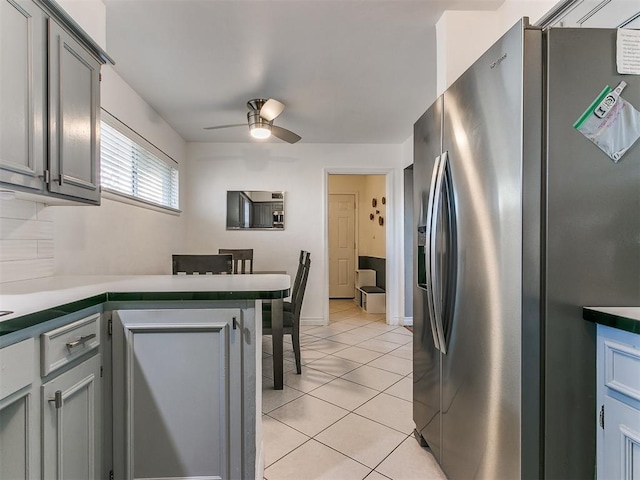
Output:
[
  {"xmin": 203, "ymin": 123, "xmax": 245, "ymax": 130},
  {"xmin": 260, "ymin": 99, "xmax": 285, "ymax": 122},
  {"xmin": 271, "ymin": 125, "xmax": 301, "ymax": 144}
]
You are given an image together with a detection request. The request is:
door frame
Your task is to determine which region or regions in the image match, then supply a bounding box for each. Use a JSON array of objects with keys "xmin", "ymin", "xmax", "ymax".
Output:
[
  {"xmin": 328, "ymin": 192, "xmax": 359, "ymax": 299},
  {"xmin": 323, "ymin": 167, "xmax": 395, "ymax": 326}
]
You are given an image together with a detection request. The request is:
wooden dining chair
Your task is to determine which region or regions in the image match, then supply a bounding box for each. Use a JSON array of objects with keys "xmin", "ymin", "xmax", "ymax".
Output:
[
  {"xmin": 262, "ymin": 250, "xmax": 311, "ymax": 374},
  {"xmin": 218, "ymin": 248, "xmax": 253, "ymax": 274},
  {"xmin": 172, "ymin": 254, "xmax": 233, "ymax": 275}
]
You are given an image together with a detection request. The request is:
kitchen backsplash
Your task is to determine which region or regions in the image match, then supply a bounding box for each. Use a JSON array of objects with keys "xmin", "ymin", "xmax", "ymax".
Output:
[{"xmin": 0, "ymin": 199, "xmax": 54, "ymax": 283}]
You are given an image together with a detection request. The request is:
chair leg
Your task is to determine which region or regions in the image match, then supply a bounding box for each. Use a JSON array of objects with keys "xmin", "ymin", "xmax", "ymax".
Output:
[
  {"xmin": 271, "ymin": 299, "xmax": 284, "ymax": 390},
  {"xmin": 292, "ymin": 327, "xmax": 302, "ymax": 374}
]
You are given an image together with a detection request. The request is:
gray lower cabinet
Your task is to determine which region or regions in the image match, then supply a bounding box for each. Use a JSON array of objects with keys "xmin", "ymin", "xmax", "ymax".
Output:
[
  {"xmin": 0, "ymin": 0, "xmax": 108, "ymax": 205},
  {"xmin": 112, "ymin": 308, "xmax": 252, "ymax": 480},
  {"xmin": 0, "ymin": 338, "xmax": 37, "ymax": 480},
  {"xmin": 597, "ymin": 324, "xmax": 640, "ymax": 480},
  {"xmin": 41, "ymin": 354, "xmax": 102, "ymax": 479},
  {"xmin": 0, "ymin": 312, "xmax": 103, "ymax": 480}
]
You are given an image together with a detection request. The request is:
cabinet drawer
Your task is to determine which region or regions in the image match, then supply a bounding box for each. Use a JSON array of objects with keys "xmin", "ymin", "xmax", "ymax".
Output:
[
  {"xmin": 41, "ymin": 313, "xmax": 100, "ymax": 376},
  {"xmin": 0, "ymin": 338, "xmax": 35, "ymax": 400},
  {"xmin": 604, "ymin": 339, "xmax": 640, "ymax": 402}
]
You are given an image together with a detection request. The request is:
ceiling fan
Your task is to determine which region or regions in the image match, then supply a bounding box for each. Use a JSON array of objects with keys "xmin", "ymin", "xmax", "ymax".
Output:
[{"xmin": 204, "ymin": 98, "xmax": 302, "ymax": 144}]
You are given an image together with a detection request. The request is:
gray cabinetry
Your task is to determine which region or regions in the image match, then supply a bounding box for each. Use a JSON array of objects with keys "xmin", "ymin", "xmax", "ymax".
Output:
[
  {"xmin": 0, "ymin": 338, "xmax": 37, "ymax": 480},
  {"xmin": 0, "ymin": 0, "xmax": 110, "ymax": 204},
  {"xmin": 40, "ymin": 312, "xmax": 102, "ymax": 480},
  {"xmin": 41, "ymin": 354, "xmax": 101, "ymax": 479},
  {"xmin": 1, "ymin": 312, "xmax": 103, "ymax": 480},
  {"xmin": 597, "ymin": 324, "xmax": 640, "ymax": 480},
  {"xmin": 47, "ymin": 18, "xmax": 101, "ymax": 204},
  {"xmin": 112, "ymin": 308, "xmax": 253, "ymax": 480},
  {"xmin": 0, "ymin": 0, "xmax": 47, "ymax": 192},
  {"xmin": 252, "ymin": 202, "xmax": 271, "ymax": 227}
]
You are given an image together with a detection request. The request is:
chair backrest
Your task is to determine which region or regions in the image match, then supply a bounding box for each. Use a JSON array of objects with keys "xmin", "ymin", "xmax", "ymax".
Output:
[
  {"xmin": 172, "ymin": 254, "xmax": 233, "ymax": 275},
  {"xmin": 218, "ymin": 249, "xmax": 254, "ymax": 274},
  {"xmin": 290, "ymin": 250, "xmax": 307, "ymax": 301},
  {"xmin": 291, "ymin": 251, "xmax": 311, "ymax": 318}
]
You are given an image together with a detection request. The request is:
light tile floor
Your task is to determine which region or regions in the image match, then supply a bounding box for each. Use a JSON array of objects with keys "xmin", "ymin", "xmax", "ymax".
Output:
[{"xmin": 262, "ymin": 299, "xmax": 447, "ymax": 480}]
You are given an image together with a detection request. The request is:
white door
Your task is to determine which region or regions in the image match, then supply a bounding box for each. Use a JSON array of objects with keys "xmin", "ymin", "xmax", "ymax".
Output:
[{"xmin": 329, "ymin": 194, "xmax": 355, "ymax": 298}]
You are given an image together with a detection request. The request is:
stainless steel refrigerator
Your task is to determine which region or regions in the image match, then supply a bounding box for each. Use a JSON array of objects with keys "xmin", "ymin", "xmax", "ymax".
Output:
[{"xmin": 413, "ymin": 19, "xmax": 640, "ymax": 480}]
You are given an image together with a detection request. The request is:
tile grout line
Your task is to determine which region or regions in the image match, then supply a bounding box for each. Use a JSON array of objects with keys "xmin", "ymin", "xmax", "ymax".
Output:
[{"xmin": 263, "ymin": 300, "xmax": 420, "ymax": 479}]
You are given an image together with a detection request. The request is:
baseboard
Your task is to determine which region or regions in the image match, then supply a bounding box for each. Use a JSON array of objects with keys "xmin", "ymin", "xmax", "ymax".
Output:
[
  {"xmin": 301, "ymin": 316, "xmax": 412, "ymax": 327},
  {"xmin": 300, "ymin": 317, "xmax": 326, "ymax": 326}
]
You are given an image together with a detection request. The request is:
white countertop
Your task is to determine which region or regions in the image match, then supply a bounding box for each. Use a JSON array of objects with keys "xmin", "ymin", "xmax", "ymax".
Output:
[
  {"xmin": 0, "ymin": 274, "xmax": 290, "ymax": 322},
  {"xmin": 584, "ymin": 306, "xmax": 640, "ymax": 323}
]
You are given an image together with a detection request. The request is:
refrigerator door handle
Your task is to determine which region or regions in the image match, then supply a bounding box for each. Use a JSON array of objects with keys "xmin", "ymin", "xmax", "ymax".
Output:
[
  {"xmin": 430, "ymin": 151, "xmax": 449, "ymax": 354},
  {"xmin": 424, "ymin": 154, "xmax": 443, "ymax": 352}
]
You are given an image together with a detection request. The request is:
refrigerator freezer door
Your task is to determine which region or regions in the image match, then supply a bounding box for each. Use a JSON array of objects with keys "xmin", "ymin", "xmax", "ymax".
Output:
[
  {"xmin": 440, "ymin": 20, "xmax": 528, "ymax": 479},
  {"xmin": 413, "ymin": 97, "xmax": 443, "ymax": 461}
]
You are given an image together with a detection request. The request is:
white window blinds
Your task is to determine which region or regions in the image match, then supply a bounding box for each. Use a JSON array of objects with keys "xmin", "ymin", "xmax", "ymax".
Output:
[{"xmin": 100, "ymin": 111, "xmax": 179, "ymax": 211}]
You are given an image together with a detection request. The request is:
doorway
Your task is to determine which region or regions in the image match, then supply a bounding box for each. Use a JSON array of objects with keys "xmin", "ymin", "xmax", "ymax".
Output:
[{"xmin": 327, "ymin": 174, "xmax": 386, "ymax": 308}]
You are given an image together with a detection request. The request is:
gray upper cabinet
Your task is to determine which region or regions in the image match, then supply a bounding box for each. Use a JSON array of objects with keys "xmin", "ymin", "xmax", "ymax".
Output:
[
  {"xmin": 47, "ymin": 18, "xmax": 101, "ymax": 203},
  {"xmin": 0, "ymin": 0, "xmax": 47, "ymax": 192},
  {"xmin": 0, "ymin": 0, "xmax": 112, "ymax": 205}
]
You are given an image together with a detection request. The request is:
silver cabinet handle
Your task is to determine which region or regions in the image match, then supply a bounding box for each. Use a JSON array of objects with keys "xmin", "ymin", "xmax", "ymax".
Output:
[
  {"xmin": 66, "ymin": 333, "xmax": 96, "ymax": 349},
  {"xmin": 48, "ymin": 390, "xmax": 62, "ymax": 409}
]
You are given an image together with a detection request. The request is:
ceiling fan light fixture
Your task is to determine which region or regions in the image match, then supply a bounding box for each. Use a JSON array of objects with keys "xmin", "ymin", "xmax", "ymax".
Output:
[
  {"xmin": 204, "ymin": 99, "xmax": 301, "ymax": 144},
  {"xmin": 248, "ymin": 111, "xmax": 272, "ymax": 140},
  {"xmin": 250, "ymin": 123, "xmax": 271, "ymax": 139}
]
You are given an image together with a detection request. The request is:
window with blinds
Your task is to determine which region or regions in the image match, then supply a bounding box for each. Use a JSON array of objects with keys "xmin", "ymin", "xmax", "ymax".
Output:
[{"xmin": 100, "ymin": 111, "xmax": 179, "ymax": 211}]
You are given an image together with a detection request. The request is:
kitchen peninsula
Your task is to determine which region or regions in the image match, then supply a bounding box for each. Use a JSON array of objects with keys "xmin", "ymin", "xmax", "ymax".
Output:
[
  {"xmin": 583, "ymin": 307, "xmax": 640, "ymax": 480},
  {"xmin": 0, "ymin": 274, "xmax": 290, "ymax": 480}
]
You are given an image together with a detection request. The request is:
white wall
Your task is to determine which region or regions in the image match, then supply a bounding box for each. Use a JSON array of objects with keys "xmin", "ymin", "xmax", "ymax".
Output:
[
  {"xmin": 436, "ymin": 0, "xmax": 558, "ymax": 93},
  {"xmin": 0, "ymin": 0, "xmax": 189, "ymax": 281},
  {"xmin": 185, "ymin": 143, "xmax": 405, "ymax": 325},
  {"xmin": 52, "ymin": 0, "xmax": 188, "ymax": 276},
  {"xmin": 436, "ymin": 11, "xmax": 499, "ymax": 95},
  {"xmin": 0, "ymin": 200, "xmax": 54, "ymax": 283},
  {"xmin": 358, "ymin": 176, "xmax": 387, "ymax": 259},
  {"xmin": 56, "ymin": 0, "xmax": 106, "ymax": 48},
  {"xmin": 53, "ymin": 67, "xmax": 188, "ymax": 275}
]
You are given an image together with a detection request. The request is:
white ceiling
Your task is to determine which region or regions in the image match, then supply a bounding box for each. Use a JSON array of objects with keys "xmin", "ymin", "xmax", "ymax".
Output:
[{"xmin": 104, "ymin": 0, "xmax": 503, "ymax": 144}]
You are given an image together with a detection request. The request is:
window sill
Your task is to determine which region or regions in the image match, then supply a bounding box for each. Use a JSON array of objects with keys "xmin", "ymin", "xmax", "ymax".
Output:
[{"xmin": 101, "ymin": 189, "xmax": 181, "ymax": 216}]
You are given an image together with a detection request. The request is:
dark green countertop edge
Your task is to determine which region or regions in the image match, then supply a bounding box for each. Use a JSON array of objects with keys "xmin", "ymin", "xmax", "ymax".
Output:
[
  {"xmin": 0, "ymin": 294, "xmax": 107, "ymax": 337},
  {"xmin": 583, "ymin": 308, "xmax": 640, "ymax": 335},
  {"xmin": 0, "ymin": 288, "xmax": 289, "ymax": 337}
]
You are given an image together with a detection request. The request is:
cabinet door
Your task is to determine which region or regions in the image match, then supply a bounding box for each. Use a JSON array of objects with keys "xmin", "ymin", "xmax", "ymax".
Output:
[
  {"xmin": 0, "ymin": 391, "xmax": 36, "ymax": 479},
  {"xmin": 42, "ymin": 354, "xmax": 101, "ymax": 480},
  {"xmin": 47, "ymin": 18, "xmax": 100, "ymax": 204},
  {"xmin": 0, "ymin": 0, "xmax": 46, "ymax": 191},
  {"xmin": 112, "ymin": 309, "xmax": 242, "ymax": 480},
  {"xmin": 604, "ymin": 394, "xmax": 640, "ymax": 480}
]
